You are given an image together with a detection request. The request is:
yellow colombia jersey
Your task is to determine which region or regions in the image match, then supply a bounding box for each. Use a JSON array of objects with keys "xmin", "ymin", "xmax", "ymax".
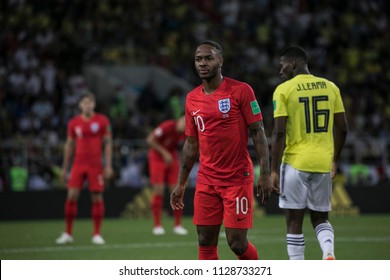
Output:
[{"xmin": 273, "ymin": 74, "xmax": 345, "ymax": 172}]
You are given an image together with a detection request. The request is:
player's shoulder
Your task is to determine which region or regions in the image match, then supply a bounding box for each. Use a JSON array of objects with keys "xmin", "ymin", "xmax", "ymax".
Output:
[
  {"xmin": 224, "ymin": 77, "xmax": 253, "ymax": 91},
  {"xmin": 95, "ymin": 113, "xmax": 110, "ymax": 123},
  {"xmin": 186, "ymin": 84, "xmax": 203, "ymax": 99},
  {"xmin": 68, "ymin": 115, "xmax": 81, "ymax": 126},
  {"xmin": 321, "ymin": 77, "xmax": 339, "ymax": 90},
  {"xmin": 274, "ymin": 79, "xmax": 292, "ymax": 95},
  {"xmin": 309, "ymin": 75, "xmax": 341, "ymax": 94},
  {"xmin": 159, "ymin": 119, "xmax": 176, "ymax": 128},
  {"xmin": 302, "ymin": 74, "xmax": 338, "ymax": 87},
  {"xmin": 274, "ymin": 74, "xmax": 338, "ymax": 94}
]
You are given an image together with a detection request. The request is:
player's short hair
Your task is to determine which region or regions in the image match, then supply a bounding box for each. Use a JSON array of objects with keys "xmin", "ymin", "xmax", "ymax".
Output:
[
  {"xmin": 79, "ymin": 91, "xmax": 96, "ymax": 103},
  {"xmin": 197, "ymin": 40, "xmax": 223, "ymax": 56},
  {"xmin": 280, "ymin": 46, "xmax": 308, "ymax": 63}
]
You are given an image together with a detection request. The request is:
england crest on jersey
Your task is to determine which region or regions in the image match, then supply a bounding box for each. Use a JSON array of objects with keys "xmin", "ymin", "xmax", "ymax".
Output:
[
  {"xmin": 218, "ymin": 98, "xmax": 230, "ymax": 113},
  {"xmin": 90, "ymin": 122, "xmax": 100, "ymax": 133}
]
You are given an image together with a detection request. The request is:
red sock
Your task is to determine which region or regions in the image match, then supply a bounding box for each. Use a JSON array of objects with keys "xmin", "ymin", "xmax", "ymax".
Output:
[
  {"xmin": 65, "ymin": 200, "xmax": 77, "ymax": 235},
  {"xmin": 199, "ymin": 245, "xmax": 218, "ymax": 260},
  {"xmin": 173, "ymin": 209, "xmax": 183, "ymax": 226},
  {"xmin": 92, "ymin": 201, "xmax": 105, "ymax": 235},
  {"xmin": 237, "ymin": 242, "xmax": 259, "ymax": 260},
  {"xmin": 151, "ymin": 195, "xmax": 163, "ymax": 227}
]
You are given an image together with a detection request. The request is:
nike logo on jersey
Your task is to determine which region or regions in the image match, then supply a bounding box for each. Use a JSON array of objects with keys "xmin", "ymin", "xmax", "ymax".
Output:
[
  {"xmin": 192, "ymin": 109, "xmax": 201, "ymax": 115},
  {"xmin": 237, "ymin": 217, "xmax": 247, "ymax": 222}
]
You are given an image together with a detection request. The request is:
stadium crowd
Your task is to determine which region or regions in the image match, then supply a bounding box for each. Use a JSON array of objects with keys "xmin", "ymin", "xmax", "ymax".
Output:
[{"xmin": 0, "ymin": 0, "xmax": 389, "ymax": 191}]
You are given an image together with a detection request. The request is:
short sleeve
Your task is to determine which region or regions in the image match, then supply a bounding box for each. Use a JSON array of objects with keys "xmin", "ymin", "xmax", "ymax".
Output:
[
  {"xmin": 239, "ymin": 83, "xmax": 263, "ymax": 125},
  {"xmin": 273, "ymin": 85, "xmax": 288, "ymax": 118},
  {"xmin": 68, "ymin": 119, "xmax": 75, "ymax": 139},
  {"xmin": 184, "ymin": 97, "xmax": 198, "ymax": 137},
  {"xmin": 102, "ymin": 115, "xmax": 111, "ymax": 137},
  {"xmin": 333, "ymin": 85, "xmax": 345, "ymax": 114}
]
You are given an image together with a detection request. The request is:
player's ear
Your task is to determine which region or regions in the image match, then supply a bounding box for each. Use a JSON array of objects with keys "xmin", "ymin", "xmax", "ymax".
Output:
[
  {"xmin": 291, "ymin": 59, "xmax": 296, "ymax": 69},
  {"xmin": 219, "ymin": 57, "xmax": 224, "ymax": 67}
]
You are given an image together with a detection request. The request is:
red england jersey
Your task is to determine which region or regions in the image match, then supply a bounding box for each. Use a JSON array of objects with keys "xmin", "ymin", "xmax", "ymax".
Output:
[
  {"xmin": 185, "ymin": 77, "xmax": 263, "ymax": 186},
  {"xmin": 148, "ymin": 120, "xmax": 185, "ymax": 161},
  {"xmin": 68, "ymin": 113, "xmax": 111, "ymax": 167}
]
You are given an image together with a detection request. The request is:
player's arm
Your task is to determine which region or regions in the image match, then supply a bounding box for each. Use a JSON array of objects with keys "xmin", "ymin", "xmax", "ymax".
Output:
[
  {"xmin": 270, "ymin": 116, "xmax": 287, "ymax": 194},
  {"xmin": 249, "ymin": 120, "xmax": 272, "ymax": 204},
  {"xmin": 332, "ymin": 112, "xmax": 348, "ymax": 178},
  {"xmin": 146, "ymin": 129, "xmax": 173, "ymax": 164},
  {"xmin": 170, "ymin": 136, "xmax": 199, "ymax": 210},
  {"xmin": 61, "ymin": 136, "xmax": 75, "ymax": 183},
  {"xmin": 103, "ymin": 130, "xmax": 113, "ymax": 179},
  {"xmin": 271, "ymin": 117, "xmax": 287, "ymax": 174}
]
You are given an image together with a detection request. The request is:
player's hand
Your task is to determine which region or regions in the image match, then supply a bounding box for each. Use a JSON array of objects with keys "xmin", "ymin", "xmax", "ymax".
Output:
[
  {"xmin": 332, "ymin": 162, "xmax": 337, "ymax": 179},
  {"xmin": 271, "ymin": 171, "xmax": 280, "ymax": 195},
  {"xmin": 60, "ymin": 168, "xmax": 67, "ymax": 183},
  {"xmin": 162, "ymin": 152, "xmax": 173, "ymax": 165},
  {"xmin": 170, "ymin": 185, "xmax": 185, "ymax": 210},
  {"xmin": 104, "ymin": 166, "xmax": 114, "ymax": 179},
  {"xmin": 257, "ymin": 173, "xmax": 272, "ymax": 205}
]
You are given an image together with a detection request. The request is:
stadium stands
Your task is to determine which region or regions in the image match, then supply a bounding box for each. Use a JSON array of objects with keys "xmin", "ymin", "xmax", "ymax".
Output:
[{"xmin": 0, "ymin": 0, "xmax": 389, "ymax": 190}]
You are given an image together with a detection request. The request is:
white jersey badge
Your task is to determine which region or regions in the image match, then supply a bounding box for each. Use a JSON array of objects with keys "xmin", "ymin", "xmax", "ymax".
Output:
[{"xmin": 218, "ymin": 98, "xmax": 230, "ymax": 113}]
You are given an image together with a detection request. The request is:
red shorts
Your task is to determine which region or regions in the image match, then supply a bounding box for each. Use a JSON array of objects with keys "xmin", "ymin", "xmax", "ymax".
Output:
[
  {"xmin": 68, "ymin": 165, "xmax": 104, "ymax": 192},
  {"xmin": 193, "ymin": 183, "xmax": 254, "ymax": 229},
  {"xmin": 148, "ymin": 157, "xmax": 179, "ymax": 186}
]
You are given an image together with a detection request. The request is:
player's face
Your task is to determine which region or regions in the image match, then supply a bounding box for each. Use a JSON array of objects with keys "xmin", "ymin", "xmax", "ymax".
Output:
[
  {"xmin": 79, "ymin": 96, "xmax": 95, "ymax": 115},
  {"xmin": 194, "ymin": 44, "xmax": 223, "ymax": 80},
  {"xmin": 279, "ymin": 56, "xmax": 295, "ymax": 81}
]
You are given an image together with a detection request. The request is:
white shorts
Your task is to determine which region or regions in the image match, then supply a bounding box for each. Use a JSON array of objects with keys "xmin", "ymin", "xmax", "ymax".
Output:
[{"xmin": 279, "ymin": 164, "xmax": 332, "ymax": 212}]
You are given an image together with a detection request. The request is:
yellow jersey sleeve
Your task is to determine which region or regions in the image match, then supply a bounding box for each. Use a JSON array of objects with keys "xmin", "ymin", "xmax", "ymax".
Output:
[
  {"xmin": 330, "ymin": 82, "xmax": 345, "ymax": 114},
  {"xmin": 273, "ymin": 84, "xmax": 289, "ymax": 118}
]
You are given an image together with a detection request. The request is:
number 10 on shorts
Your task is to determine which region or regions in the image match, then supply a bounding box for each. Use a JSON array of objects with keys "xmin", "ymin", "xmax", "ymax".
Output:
[{"xmin": 236, "ymin": 196, "xmax": 249, "ymax": 214}]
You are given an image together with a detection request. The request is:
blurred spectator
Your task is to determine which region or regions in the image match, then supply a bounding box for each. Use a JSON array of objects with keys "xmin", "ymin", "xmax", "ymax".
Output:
[
  {"xmin": 109, "ymin": 86, "xmax": 128, "ymax": 119},
  {"xmin": 9, "ymin": 161, "xmax": 28, "ymax": 192},
  {"xmin": 117, "ymin": 159, "xmax": 147, "ymax": 189},
  {"xmin": 24, "ymin": 70, "xmax": 42, "ymax": 97},
  {"xmin": 348, "ymin": 162, "xmax": 371, "ymax": 186},
  {"xmin": 40, "ymin": 60, "xmax": 57, "ymax": 95},
  {"xmin": 31, "ymin": 95, "xmax": 54, "ymax": 121},
  {"xmin": 28, "ymin": 173, "xmax": 50, "ymax": 190},
  {"xmin": 167, "ymin": 86, "xmax": 185, "ymax": 120}
]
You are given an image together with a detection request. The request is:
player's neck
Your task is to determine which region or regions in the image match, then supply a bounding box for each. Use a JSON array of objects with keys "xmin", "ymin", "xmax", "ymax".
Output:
[
  {"xmin": 294, "ymin": 65, "xmax": 310, "ymax": 76},
  {"xmin": 202, "ymin": 74, "xmax": 223, "ymax": 95},
  {"xmin": 81, "ymin": 112, "xmax": 95, "ymax": 120}
]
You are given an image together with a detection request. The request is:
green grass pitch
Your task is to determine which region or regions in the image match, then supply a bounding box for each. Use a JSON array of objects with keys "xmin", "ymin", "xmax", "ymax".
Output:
[{"xmin": 1, "ymin": 215, "xmax": 390, "ymax": 260}]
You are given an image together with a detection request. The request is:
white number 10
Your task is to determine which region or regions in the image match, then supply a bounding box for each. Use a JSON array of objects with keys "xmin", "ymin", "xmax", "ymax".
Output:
[
  {"xmin": 235, "ymin": 196, "xmax": 249, "ymax": 214},
  {"xmin": 194, "ymin": 116, "xmax": 205, "ymax": 132}
]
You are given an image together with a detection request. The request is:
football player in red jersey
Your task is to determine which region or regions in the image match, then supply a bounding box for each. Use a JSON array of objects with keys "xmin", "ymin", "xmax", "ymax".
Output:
[
  {"xmin": 170, "ymin": 41, "xmax": 272, "ymax": 259},
  {"xmin": 56, "ymin": 92, "xmax": 113, "ymax": 245},
  {"xmin": 146, "ymin": 116, "xmax": 188, "ymax": 235}
]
